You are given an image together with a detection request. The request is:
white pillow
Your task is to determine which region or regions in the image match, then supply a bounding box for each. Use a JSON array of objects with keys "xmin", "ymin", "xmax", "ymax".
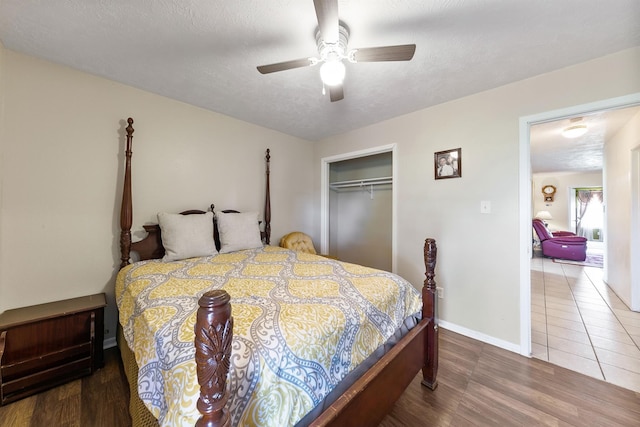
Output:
[
  {"xmin": 158, "ymin": 212, "xmax": 218, "ymax": 262},
  {"xmin": 217, "ymin": 211, "xmax": 263, "ymax": 254}
]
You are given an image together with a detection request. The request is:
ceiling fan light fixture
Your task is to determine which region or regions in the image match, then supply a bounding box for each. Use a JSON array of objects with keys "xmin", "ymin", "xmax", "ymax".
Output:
[
  {"xmin": 562, "ymin": 124, "xmax": 588, "ymax": 138},
  {"xmin": 320, "ymin": 60, "xmax": 345, "ymax": 86}
]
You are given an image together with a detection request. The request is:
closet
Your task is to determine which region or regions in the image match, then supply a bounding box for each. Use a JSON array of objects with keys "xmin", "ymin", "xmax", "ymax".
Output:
[{"xmin": 328, "ymin": 152, "xmax": 392, "ymax": 271}]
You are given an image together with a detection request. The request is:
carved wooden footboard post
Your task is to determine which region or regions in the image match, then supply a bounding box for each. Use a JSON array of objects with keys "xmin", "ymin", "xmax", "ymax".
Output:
[
  {"xmin": 120, "ymin": 118, "xmax": 135, "ymax": 268},
  {"xmin": 421, "ymin": 238, "xmax": 439, "ymax": 390},
  {"xmin": 264, "ymin": 149, "xmax": 271, "ymax": 245},
  {"xmin": 195, "ymin": 290, "xmax": 234, "ymax": 427}
]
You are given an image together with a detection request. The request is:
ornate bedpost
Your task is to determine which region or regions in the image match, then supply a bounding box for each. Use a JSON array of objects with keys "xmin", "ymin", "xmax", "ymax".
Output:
[
  {"xmin": 264, "ymin": 149, "xmax": 271, "ymax": 245},
  {"xmin": 195, "ymin": 290, "xmax": 233, "ymax": 427},
  {"xmin": 421, "ymin": 238, "xmax": 439, "ymax": 390},
  {"xmin": 120, "ymin": 118, "xmax": 134, "ymax": 268}
]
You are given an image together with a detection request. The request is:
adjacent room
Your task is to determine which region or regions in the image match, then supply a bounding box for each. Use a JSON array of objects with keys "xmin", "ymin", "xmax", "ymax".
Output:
[
  {"xmin": 530, "ymin": 106, "xmax": 640, "ymax": 390},
  {"xmin": 1, "ymin": 1, "xmax": 639, "ymax": 426}
]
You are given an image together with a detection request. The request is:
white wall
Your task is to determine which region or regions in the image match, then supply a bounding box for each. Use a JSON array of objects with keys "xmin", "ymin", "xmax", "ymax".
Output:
[
  {"xmin": 0, "ymin": 41, "xmax": 5, "ymax": 313},
  {"xmin": 532, "ymin": 172, "xmax": 602, "ymax": 232},
  {"xmin": 314, "ymin": 47, "xmax": 640, "ymax": 348},
  {"xmin": 605, "ymin": 109, "xmax": 640, "ymax": 309},
  {"xmin": 0, "ymin": 50, "xmax": 315, "ymax": 344}
]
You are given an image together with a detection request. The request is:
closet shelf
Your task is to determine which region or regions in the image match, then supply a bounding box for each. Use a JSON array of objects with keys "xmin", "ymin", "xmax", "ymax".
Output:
[{"xmin": 329, "ymin": 176, "xmax": 393, "ymax": 190}]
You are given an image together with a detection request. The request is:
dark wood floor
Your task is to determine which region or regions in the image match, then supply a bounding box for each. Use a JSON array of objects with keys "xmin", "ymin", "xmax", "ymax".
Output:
[
  {"xmin": 0, "ymin": 347, "xmax": 131, "ymax": 427},
  {"xmin": 380, "ymin": 330, "xmax": 640, "ymax": 426},
  {"xmin": 2, "ymin": 329, "xmax": 639, "ymax": 426}
]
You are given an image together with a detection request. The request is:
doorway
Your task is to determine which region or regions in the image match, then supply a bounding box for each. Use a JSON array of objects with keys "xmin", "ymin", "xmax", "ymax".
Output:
[
  {"xmin": 519, "ymin": 92, "xmax": 640, "ymax": 355},
  {"xmin": 320, "ymin": 144, "xmax": 398, "ymax": 273},
  {"xmin": 328, "ymin": 152, "xmax": 392, "ymax": 270}
]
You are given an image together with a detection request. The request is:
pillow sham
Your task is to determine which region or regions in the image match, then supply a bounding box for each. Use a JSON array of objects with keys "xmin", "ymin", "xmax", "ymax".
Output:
[
  {"xmin": 216, "ymin": 211, "xmax": 263, "ymax": 254},
  {"xmin": 158, "ymin": 212, "xmax": 217, "ymax": 262}
]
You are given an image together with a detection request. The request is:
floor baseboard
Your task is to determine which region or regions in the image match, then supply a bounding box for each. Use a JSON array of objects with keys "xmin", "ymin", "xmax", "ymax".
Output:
[{"xmin": 439, "ymin": 320, "xmax": 522, "ymax": 355}]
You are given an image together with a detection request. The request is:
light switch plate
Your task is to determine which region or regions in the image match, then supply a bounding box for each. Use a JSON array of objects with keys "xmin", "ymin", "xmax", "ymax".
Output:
[{"xmin": 480, "ymin": 200, "xmax": 491, "ymax": 214}]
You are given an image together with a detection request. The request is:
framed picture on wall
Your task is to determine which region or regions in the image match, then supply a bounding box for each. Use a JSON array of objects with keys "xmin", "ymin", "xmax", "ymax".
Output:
[{"xmin": 434, "ymin": 148, "xmax": 461, "ymax": 180}]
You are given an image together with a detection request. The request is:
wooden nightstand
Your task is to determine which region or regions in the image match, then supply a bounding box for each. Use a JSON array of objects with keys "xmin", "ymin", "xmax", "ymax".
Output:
[{"xmin": 0, "ymin": 293, "xmax": 106, "ymax": 405}]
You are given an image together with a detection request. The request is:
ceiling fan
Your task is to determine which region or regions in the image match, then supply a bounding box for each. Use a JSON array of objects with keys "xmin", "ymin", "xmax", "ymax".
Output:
[{"xmin": 256, "ymin": 0, "xmax": 416, "ymax": 102}]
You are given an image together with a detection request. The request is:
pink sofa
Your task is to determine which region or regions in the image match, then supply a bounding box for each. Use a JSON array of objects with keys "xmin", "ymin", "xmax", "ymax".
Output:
[{"xmin": 532, "ymin": 219, "xmax": 587, "ymax": 261}]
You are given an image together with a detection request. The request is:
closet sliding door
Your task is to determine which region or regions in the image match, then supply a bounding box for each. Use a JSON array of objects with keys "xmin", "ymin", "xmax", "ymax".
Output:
[{"xmin": 329, "ymin": 152, "xmax": 392, "ymax": 271}]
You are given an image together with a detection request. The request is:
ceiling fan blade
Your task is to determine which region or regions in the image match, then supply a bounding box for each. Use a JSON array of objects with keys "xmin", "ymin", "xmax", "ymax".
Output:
[
  {"xmin": 257, "ymin": 58, "xmax": 313, "ymax": 74},
  {"xmin": 314, "ymin": 0, "xmax": 339, "ymax": 44},
  {"xmin": 329, "ymin": 84, "xmax": 344, "ymax": 102},
  {"xmin": 352, "ymin": 44, "xmax": 416, "ymax": 62}
]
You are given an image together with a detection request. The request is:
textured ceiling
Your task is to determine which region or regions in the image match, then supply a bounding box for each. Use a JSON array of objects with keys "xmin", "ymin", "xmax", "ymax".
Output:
[
  {"xmin": 530, "ymin": 106, "xmax": 640, "ymax": 174},
  {"xmin": 0, "ymin": 0, "xmax": 639, "ymax": 141}
]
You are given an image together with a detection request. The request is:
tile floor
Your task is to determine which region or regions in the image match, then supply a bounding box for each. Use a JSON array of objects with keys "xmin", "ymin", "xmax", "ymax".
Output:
[{"xmin": 531, "ymin": 242, "xmax": 640, "ymax": 393}]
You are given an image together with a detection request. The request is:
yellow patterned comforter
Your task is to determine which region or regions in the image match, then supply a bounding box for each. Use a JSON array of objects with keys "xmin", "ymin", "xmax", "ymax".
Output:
[{"xmin": 116, "ymin": 245, "xmax": 421, "ymax": 427}]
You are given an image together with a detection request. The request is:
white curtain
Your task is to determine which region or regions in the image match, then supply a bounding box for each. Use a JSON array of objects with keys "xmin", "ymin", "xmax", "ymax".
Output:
[{"xmin": 576, "ymin": 190, "xmax": 603, "ymax": 240}]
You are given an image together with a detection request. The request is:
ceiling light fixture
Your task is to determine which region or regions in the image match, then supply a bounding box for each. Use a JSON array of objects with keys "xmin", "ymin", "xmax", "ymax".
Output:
[
  {"xmin": 562, "ymin": 118, "xmax": 588, "ymax": 138},
  {"xmin": 315, "ymin": 25, "xmax": 349, "ymax": 87},
  {"xmin": 320, "ymin": 60, "xmax": 345, "ymax": 86},
  {"xmin": 562, "ymin": 124, "xmax": 588, "ymax": 138}
]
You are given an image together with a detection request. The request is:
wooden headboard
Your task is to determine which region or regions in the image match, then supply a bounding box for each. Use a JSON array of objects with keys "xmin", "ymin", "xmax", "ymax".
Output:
[{"xmin": 119, "ymin": 118, "xmax": 271, "ymax": 267}]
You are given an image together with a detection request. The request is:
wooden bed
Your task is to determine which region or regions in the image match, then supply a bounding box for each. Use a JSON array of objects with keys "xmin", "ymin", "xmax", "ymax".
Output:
[{"xmin": 117, "ymin": 118, "xmax": 439, "ymax": 427}]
